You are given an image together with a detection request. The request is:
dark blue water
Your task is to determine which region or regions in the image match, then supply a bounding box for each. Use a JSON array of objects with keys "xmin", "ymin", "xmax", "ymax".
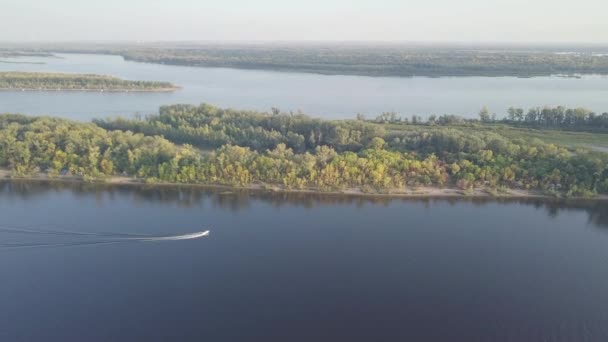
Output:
[
  {"xmin": 0, "ymin": 181, "xmax": 607, "ymax": 341},
  {"xmin": 1, "ymin": 54, "xmax": 608, "ymax": 120}
]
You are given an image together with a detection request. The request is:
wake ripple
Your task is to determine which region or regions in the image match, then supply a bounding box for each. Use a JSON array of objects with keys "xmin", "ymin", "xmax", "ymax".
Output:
[
  {"xmin": 0, "ymin": 224, "xmax": 152, "ymax": 238},
  {"xmin": 0, "ymin": 224, "xmax": 209, "ymax": 251}
]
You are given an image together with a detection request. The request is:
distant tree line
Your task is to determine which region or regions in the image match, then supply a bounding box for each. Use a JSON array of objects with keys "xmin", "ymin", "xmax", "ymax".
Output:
[
  {"xmin": 8, "ymin": 44, "xmax": 608, "ymax": 77},
  {"xmin": 0, "ymin": 72, "xmax": 178, "ymax": 92},
  {"xmin": 503, "ymin": 106, "xmax": 608, "ymax": 130},
  {"xmin": 115, "ymin": 47, "xmax": 608, "ymax": 78},
  {"xmin": 0, "ymin": 51, "xmax": 53, "ymax": 58},
  {"xmin": 368, "ymin": 106, "xmax": 608, "ymax": 132}
]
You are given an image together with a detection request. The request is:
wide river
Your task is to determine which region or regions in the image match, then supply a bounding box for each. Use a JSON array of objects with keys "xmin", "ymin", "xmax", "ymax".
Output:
[
  {"xmin": 0, "ymin": 181, "xmax": 607, "ymax": 341},
  {"xmin": 1, "ymin": 53, "xmax": 608, "ymax": 120}
]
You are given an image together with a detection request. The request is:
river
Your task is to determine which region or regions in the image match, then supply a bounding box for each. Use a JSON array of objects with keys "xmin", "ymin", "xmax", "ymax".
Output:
[
  {"xmin": 1, "ymin": 53, "xmax": 608, "ymax": 121},
  {"xmin": 0, "ymin": 181, "xmax": 607, "ymax": 341},
  {"xmin": 2, "ymin": 52, "xmax": 608, "ymax": 341}
]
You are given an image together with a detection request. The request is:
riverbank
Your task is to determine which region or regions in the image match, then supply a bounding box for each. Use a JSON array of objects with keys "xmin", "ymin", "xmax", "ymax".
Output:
[
  {"xmin": 2, "ymin": 169, "xmax": 606, "ymax": 200},
  {"xmin": 0, "ymin": 60, "xmax": 46, "ymax": 65},
  {"xmin": 0, "ymin": 71, "xmax": 179, "ymax": 93},
  {"xmin": 0, "ymin": 87, "xmax": 179, "ymax": 93}
]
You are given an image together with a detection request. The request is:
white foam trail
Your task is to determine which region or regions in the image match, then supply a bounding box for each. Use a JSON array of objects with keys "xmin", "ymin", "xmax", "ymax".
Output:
[
  {"xmin": 0, "ymin": 224, "xmax": 209, "ymax": 240},
  {"xmin": 121, "ymin": 230, "xmax": 210, "ymax": 242},
  {"xmin": 0, "ymin": 229, "xmax": 210, "ymax": 251},
  {"xmin": 0, "ymin": 224, "xmax": 152, "ymax": 238}
]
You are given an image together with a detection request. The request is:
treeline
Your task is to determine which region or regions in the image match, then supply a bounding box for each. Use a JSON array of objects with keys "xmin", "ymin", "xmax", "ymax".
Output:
[
  {"xmin": 502, "ymin": 106, "xmax": 608, "ymax": 130},
  {"xmin": 117, "ymin": 47, "xmax": 608, "ymax": 77},
  {"xmin": 95, "ymin": 105, "xmax": 608, "ymax": 157},
  {"xmin": 8, "ymin": 43, "xmax": 608, "ymax": 77},
  {"xmin": 369, "ymin": 106, "xmax": 608, "ymax": 132},
  {"xmin": 0, "ymin": 51, "xmax": 54, "ymax": 58},
  {"xmin": 0, "ymin": 114, "xmax": 178, "ymax": 180},
  {"xmin": 94, "ymin": 104, "xmax": 386, "ymax": 153},
  {"xmin": 7, "ymin": 103, "xmax": 601, "ymax": 197},
  {"xmin": 0, "ymin": 72, "xmax": 178, "ymax": 92}
]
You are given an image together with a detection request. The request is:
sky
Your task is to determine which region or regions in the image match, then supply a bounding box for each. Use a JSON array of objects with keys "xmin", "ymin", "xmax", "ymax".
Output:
[{"xmin": 1, "ymin": 0, "xmax": 607, "ymax": 43}]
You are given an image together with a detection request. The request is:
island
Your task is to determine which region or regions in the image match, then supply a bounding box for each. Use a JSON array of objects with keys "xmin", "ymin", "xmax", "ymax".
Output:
[
  {"xmin": 1, "ymin": 104, "xmax": 607, "ymax": 198},
  {"xmin": 0, "ymin": 72, "xmax": 179, "ymax": 92},
  {"xmin": 117, "ymin": 45, "xmax": 608, "ymax": 78},
  {"xmin": 0, "ymin": 51, "xmax": 55, "ymax": 64},
  {"xmin": 10, "ymin": 42, "xmax": 608, "ymax": 78}
]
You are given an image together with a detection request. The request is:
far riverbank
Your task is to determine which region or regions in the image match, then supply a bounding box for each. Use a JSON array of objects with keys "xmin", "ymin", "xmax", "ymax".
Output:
[{"xmin": 2, "ymin": 169, "xmax": 606, "ymax": 201}]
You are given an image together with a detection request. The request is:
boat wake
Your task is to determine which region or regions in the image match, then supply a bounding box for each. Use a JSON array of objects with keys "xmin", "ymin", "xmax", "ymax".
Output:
[
  {"xmin": 123, "ymin": 231, "xmax": 210, "ymax": 242},
  {"xmin": 0, "ymin": 224, "xmax": 209, "ymax": 251}
]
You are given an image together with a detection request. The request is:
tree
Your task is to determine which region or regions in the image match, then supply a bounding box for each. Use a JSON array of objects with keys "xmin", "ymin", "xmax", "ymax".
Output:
[
  {"xmin": 507, "ymin": 107, "xmax": 517, "ymax": 121},
  {"xmin": 369, "ymin": 137, "xmax": 385, "ymax": 150},
  {"xmin": 479, "ymin": 106, "xmax": 491, "ymax": 122},
  {"xmin": 2, "ymin": 104, "xmax": 606, "ymax": 197}
]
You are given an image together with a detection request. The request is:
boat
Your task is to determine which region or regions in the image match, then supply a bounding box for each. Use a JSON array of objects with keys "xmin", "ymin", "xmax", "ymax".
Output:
[{"xmin": 135, "ymin": 230, "xmax": 210, "ymax": 242}]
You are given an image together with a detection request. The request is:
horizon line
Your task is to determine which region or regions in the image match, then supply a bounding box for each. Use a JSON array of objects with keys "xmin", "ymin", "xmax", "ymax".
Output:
[{"xmin": 2, "ymin": 39, "xmax": 608, "ymax": 46}]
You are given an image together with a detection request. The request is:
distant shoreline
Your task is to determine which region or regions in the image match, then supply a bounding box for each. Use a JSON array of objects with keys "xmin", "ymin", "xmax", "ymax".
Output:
[
  {"xmin": 0, "ymin": 60, "xmax": 46, "ymax": 65},
  {"xmin": 4, "ymin": 51, "xmax": 608, "ymax": 79},
  {"xmin": 121, "ymin": 56, "xmax": 606, "ymax": 79},
  {"xmin": 0, "ymin": 87, "xmax": 179, "ymax": 93},
  {"xmin": 0, "ymin": 71, "xmax": 180, "ymax": 93},
  {"xmin": 2, "ymin": 170, "xmax": 606, "ymax": 201}
]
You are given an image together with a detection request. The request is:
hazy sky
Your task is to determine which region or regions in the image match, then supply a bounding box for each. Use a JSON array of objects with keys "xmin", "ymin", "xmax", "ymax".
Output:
[{"xmin": 1, "ymin": 0, "xmax": 607, "ymax": 43}]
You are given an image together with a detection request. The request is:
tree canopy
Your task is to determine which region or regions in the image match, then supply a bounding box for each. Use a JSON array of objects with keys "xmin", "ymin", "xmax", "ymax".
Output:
[
  {"xmin": 0, "ymin": 72, "xmax": 178, "ymax": 92},
  {"xmin": 2, "ymin": 104, "xmax": 606, "ymax": 197}
]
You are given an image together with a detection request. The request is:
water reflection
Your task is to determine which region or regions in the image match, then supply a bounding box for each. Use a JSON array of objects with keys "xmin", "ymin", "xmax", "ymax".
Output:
[{"xmin": 2, "ymin": 180, "xmax": 607, "ymax": 228}]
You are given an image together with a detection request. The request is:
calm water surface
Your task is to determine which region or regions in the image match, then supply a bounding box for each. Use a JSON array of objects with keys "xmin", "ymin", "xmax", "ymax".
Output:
[
  {"xmin": 1, "ymin": 54, "xmax": 608, "ymax": 120},
  {"xmin": 0, "ymin": 181, "xmax": 607, "ymax": 341}
]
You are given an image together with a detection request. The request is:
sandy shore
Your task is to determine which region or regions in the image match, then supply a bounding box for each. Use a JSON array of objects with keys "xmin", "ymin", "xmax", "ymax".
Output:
[{"xmin": 1, "ymin": 169, "xmax": 606, "ymax": 200}]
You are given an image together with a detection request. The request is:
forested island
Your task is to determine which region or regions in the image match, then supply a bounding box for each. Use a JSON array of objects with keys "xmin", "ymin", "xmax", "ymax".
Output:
[
  {"xmin": 1, "ymin": 104, "xmax": 607, "ymax": 198},
  {"xmin": 0, "ymin": 51, "xmax": 54, "ymax": 58},
  {"xmin": 0, "ymin": 51, "xmax": 54, "ymax": 65},
  {"xmin": 0, "ymin": 72, "xmax": 179, "ymax": 92},
  {"xmin": 118, "ymin": 46, "xmax": 608, "ymax": 78},
  {"xmin": 9, "ymin": 42, "xmax": 608, "ymax": 77}
]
